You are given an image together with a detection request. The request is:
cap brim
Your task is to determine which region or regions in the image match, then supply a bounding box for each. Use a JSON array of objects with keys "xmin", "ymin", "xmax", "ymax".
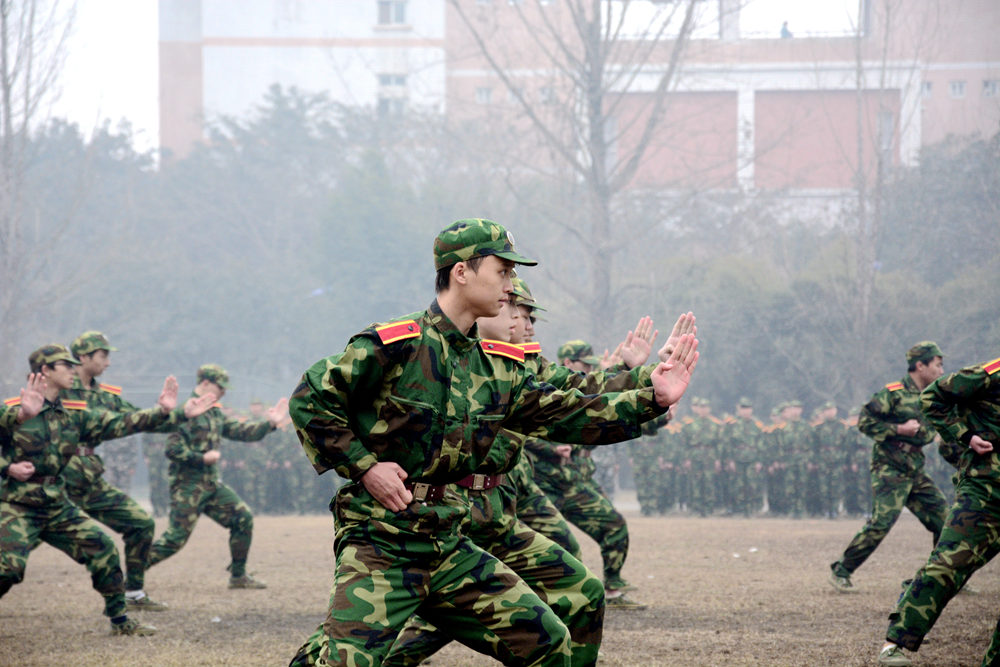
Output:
[
  {"xmin": 495, "ymin": 250, "xmax": 538, "ymax": 266},
  {"xmin": 582, "ymin": 355, "xmax": 602, "ymax": 366}
]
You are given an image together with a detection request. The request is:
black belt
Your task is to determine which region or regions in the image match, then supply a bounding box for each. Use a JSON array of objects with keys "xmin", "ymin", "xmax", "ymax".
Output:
[
  {"xmin": 27, "ymin": 475, "xmax": 59, "ymax": 485},
  {"xmin": 404, "ymin": 482, "xmax": 447, "ymax": 503},
  {"xmin": 888, "ymin": 440, "xmax": 921, "ymax": 454},
  {"xmin": 77, "ymin": 447, "xmax": 96, "ymax": 456}
]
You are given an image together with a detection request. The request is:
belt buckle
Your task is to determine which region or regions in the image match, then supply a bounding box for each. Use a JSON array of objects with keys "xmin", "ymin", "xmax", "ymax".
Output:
[
  {"xmin": 412, "ymin": 482, "xmax": 430, "ymax": 502},
  {"xmin": 471, "ymin": 474, "xmax": 486, "ymax": 491}
]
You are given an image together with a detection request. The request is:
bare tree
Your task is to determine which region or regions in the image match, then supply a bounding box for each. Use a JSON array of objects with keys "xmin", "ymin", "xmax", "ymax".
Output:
[
  {"xmin": 447, "ymin": 0, "xmax": 711, "ymax": 346},
  {"xmin": 0, "ymin": 0, "xmax": 74, "ymax": 386}
]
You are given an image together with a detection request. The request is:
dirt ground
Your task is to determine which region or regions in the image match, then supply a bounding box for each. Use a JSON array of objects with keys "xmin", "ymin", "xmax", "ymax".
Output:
[{"xmin": 0, "ymin": 505, "xmax": 995, "ymax": 666}]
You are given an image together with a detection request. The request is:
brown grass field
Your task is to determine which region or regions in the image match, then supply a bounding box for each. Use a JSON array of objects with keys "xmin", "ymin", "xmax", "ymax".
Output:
[{"xmin": 1, "ymin": 502, "xmax": 995, "ymax": 666}]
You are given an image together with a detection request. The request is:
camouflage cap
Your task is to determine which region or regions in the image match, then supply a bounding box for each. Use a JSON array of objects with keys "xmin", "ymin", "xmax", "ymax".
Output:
[
  {"xmin": 557, "ymin": 340, "xmax": 601, "ymax": 366},
  {"xmin": 820, "ymin": 400, "xmax": 837, "ymax": 410},
  {"xmin": 29, "ymin": 343, "xmax": 81, "ymax": 373},
  {"xmin": 70, "ymin": 330, "xmax": 118, "ymax": 359},
  {"xmin": 906, "ymin": 341, "xmax": 943, "ymax": 365},
  {"xmin": 197, "ymin": 363, "xmax": 230, "ymax": 389},
  {"xmin": 510, "ymin": 276, "xmax": 547, "ymax": 312},
  {"xmin": 433, "ymin": 218, "xmax": 538, "ymax": 271},
  {"xmin": 737, "ymin": 396, "xmax": 753, "ymax": 408}
]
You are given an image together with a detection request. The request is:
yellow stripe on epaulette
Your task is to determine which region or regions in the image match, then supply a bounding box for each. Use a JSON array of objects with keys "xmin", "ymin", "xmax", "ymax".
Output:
[
  {"xmin": 98, "ymin": 383, "xmax": 122, "ymax": 395},
  {"xmin": 519, "ymin": 342, "xmax": 542, "ymax": 355},
  {"xmin": 885, "ymin": 382, "xmax": 904, "ymax": 392},
  {"xmin": 375, "ymin": 320, "xmax": 421, "ymax": 345},
  {"xmin": 984, "ymin": 357, "xmax": 1000, "ymax": 375},
  {"xmin": 481, "ymin": 339, "xmax": 525, "ymax": 362},
  {"xmin": 62, "ymin": 399, "xmax": 87, "ymax": 410},
  {"xmin": 212, "ymin": 402, "xmax": 223, "ymax": 409},
  {"xmin": 4, "ymin": 396, "xmax": 21, "ymax": 407}
]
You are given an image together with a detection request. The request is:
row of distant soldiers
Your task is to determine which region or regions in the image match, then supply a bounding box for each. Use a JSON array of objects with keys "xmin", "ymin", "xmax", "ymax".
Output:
[
  {"xmin": 102, "ymin": 396, "xmax": 958, "ymax": 520},
  {"xmin": 626, "ymin": 396, "xmax": 959, "ymax": 518}
]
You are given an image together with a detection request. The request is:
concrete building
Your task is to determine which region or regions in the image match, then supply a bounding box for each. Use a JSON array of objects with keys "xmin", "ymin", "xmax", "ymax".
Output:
[{"xmin": 159, "ymin": 0, "xmax": 999, "ymax": 196}]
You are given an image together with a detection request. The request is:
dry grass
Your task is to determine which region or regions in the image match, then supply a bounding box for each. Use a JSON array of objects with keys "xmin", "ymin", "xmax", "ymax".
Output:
[{"xmin": 1, "ymin": 503, "xmax": 995, "ymax": 666}]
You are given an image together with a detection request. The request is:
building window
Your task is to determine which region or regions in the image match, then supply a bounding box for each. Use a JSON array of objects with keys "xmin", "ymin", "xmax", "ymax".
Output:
[
  {"xmin": 539, "ymin": 86, "xmax": 554, "ymax": 104},
  {"xmin": 476, "ymin": 0, "xmax": 491, "ymax": 4},
  {"xmin": 949, "ymin": 80, "xmax": 966, "ymax": 98},
  {"xmin": 378, "ymin": 0, "xmax": 406, "ymax": 26},
  {"xmin": 877, "ymin": 110, "xmax": 894, "ymax": 155},
  {"xmin": 921, "ymin": 81, "xmax": 932, "ymax": 98},
  {"xmin": 983, "ymin": 80, "xmax": 999, "ymax": 98},
  {"xmin": 476, "ymin": 87, "xmax": 493, "ymax": 104},
  {"xmin": 507, "ymin": 86, "xmax": 524, "ymax": 103},
  {"xmin": 377, "ymin": 73, "xmax": 407, "ymax": 117},
  {"xmin": 508, "ymin": 0, "xmax": 523, "ymax": 5}
]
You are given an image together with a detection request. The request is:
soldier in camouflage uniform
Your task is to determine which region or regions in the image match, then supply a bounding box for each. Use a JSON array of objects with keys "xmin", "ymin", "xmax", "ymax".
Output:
[
  {"xmin": 146, "ymin": 364, "xmax": 288, "ymax": 589},
  {"xmin": 62, "ymin": 331, "xmax": 170, "ymax": 611},
  {"xmin": 287, "ymin": 219, "xmax": 700, "ymax": 666},
  {"xmin": 0, "ymin": 345, "xmax": 211, "ymax": 636},
  {"xmin": 724, "ymin": 397, "xmax": 764, "ymax": 517},
  {"xmin": 812, "ymin": 401, "xmax": 844, "ymax": 518},
  {"xmin": 780, "ymin": 400, "xmax": 811, "ymax": 518},
  {"xmin": 878, "ymin": 355, "xmax": 1000, "ymax": 667},
  {"xmin": 841, "ymin": 407, "xmax": 871, "ymax": 518},
  {"xmin": 681, "ymin": 397, "xmax": 721, "ymax": 516},
  {"xmin": 829, "ymin": 342, "xmax": 951, "ymax": 593}
]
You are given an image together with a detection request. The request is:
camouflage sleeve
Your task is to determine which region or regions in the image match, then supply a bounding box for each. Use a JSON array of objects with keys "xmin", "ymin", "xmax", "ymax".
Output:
[
  {"xmin": 507, "ymin": 374, "xmax": 667, "ymax": 446},
  {"xmin": 289, "ymin": 339, "xmax": 384, "ymax": 479},
  {"xmin": 523, "ymin": 436, "xmax": 565, "ymax": 464},
  {"xmin": 80, "ymin": 406, "xmax": 170, "ymax": 443},
  {"xmin": 857, "ymin": 388, "xmax": 898, "ymax": 443},
  {"xmin": 641, "ymin": 411, "xmax": 671, "ymax": 436},
  {"xmin": 921, "ymin": 365, "xmax": 993, "ymax": 445},
  {"xmin": 536, "ymin": 358, "xmax": 654, "ymax": 394},
  {"xmin": 220, "ymin": 416, "xmax": 275, "ymax": 442},
  {"xmin": 0, "ymin": 405, "xmax": 17, "ymax": 432}
]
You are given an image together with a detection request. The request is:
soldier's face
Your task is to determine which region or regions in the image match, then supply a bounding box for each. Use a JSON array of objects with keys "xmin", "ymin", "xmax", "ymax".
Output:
[
  {"xmin": 81, "ymin": 350, "xmax": 111, "ymax": 376},
  {"xmin": 516, "ymin": 305, "xmax": 535, "ymax": 342},
  {"xmin": 563, "ymin": 359, "xmax": 592, "ymax": 373},
  {"xmin": 464, "ymin": 255, "xmax": 515, "ymax": 319},
  {"xmin": 477, "ymin": 300, "xmax": 517, "ymax": 342},
  {"xmin": 737, "ymin": 406, "xmax": 753, "ymax": 419},
  {"xmin": 915, "ymin": 357, "xmax": 944, "ymax": 386},
  {"xmin": 45, "ymin": 360, "xmax": 77, "ymax": 390}
]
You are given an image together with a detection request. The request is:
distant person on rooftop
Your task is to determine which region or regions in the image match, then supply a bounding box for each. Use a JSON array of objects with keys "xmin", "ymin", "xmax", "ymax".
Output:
[{"xmin": 781, "ymin": 21, "xmax": 793, "ymax": 38}]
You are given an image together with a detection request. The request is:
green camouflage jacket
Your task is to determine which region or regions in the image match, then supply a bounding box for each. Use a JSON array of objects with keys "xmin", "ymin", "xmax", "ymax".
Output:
[
  {"xmin": 513, "ymin": 347, "xmax": 656, "ymax": 484},
  {"xmin": 681, "ymin": 415, "xmax": 720, "ymax": 467},
  {"xmin": 60, "ymin": 377, "xmax": 182, "ymax": 491},
  {"xmin": 291, "ymin": 301, "xmax": 666, "ymax": 487},
  {"xmin": 813, "ymin": 418, "xmax": 845, "ymax": 467},
  {"xmin": 921, "ymin": 356, "xmax": 1000, "ymax": 481},
  {"xmin": 165, "ymin": 396, "xmax": 275, "ymax": 484},
  {"xmin": 723, "ymin": 416, "xmax": 764, "ymax": 465},
  {"xmin": 0, "ymin": 397, "xmax": 168, "ymax": 506},
  {"xmin": 859, "ymin": 374, "xmax": 936, "ymax": 471}
]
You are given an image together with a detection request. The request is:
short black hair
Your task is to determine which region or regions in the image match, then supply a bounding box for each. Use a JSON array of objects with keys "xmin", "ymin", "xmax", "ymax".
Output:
[{"xmin": 434, "ymin": 256, "xmax": 485, "ymax": 293}]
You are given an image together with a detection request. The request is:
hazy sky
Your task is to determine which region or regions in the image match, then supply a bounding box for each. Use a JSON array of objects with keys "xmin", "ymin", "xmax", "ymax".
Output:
[{"xmin": 49, "ymin": 0, "xmax": 857, "ymax": 154}]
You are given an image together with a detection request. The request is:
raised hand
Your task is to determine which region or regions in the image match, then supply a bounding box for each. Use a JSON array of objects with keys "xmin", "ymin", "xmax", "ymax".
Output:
[
  {"xmin": 158, "ymin": 375, "xmax": 179, "ymax": 413},
  {"xmin": 599, "ymin": 343, "xmax": 624, "ymax": 370},
  {"xmin": 184, "ymin": 392, "xmax": 218, "ymax": 418},
  {"xmin": 620, "ymin": 316, "xmax": 659, "ymax": 369},
  {"xmin": 266, "ymin": 397, "xmax": 290, "ymax": 426},
  {"xmin": 17, "ymin": 373, "xmax": 47, "ymax": 422},
  {"xmin": 652, "ymin": 333, "xmax": 700, "ymax": 407},
  {"xmin": 658, "ymin": 312, "xmax": 696, "ymax": 362}
]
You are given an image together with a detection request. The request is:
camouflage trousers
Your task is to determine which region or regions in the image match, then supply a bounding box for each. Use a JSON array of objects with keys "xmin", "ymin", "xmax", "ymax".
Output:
[
  {"xmin": 376, "ymin": 482, "xmax": 603, "ymax": 667},
  {"xmin": 686, "ymin": 467, "xmax": 715, "ymax": 517},
  {"xmin": 288, "ymin": 495, "xmax": 591, "ymax": 667},
  {"xmin": 832, "ymin": 463, "xmax": 947, "ymax": 576},
  {"xmin": 731, "ymin": 464, "xmax": 763, "ymax": 517},
  {"xmin": 886, "ymin": 474, "xmax": 999, "ymax": 652},
  {"xmin": 983, "ymin": 614, "xmax": 1000, "ymax": 667},
  {"xmin": 0, "ymin": 499, "xmax": 126, "ymax": 617},
  {"xmin": 507, "ymin": 454, "xmax": 581, "ymax": 559},
  {"xmin": 147, "ymin": 478, "xmax": 253, "ymax": 577},
  {"xmin": 67, "ymin": 477, "xmax": 154, "ymax": 590},
  {"xmin": 537, "ymin": 474, "xmax": 629, "ymax": 590}
]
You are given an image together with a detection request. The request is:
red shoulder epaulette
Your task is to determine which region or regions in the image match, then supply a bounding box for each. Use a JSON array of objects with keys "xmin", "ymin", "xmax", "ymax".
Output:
[
  {"xmin": 984, "ymin": 357, "xmax": 1000, "ymax": 375},
  {"xmin": 4, "ymin": 396, "xmax": 21, "ymax": 407},
  {"xmin": 375, "ymin": 320, "xmax": 421, "ymax": 344},
  {"xmin": 480, "ymin": 339, "xmax": 525, "ymax": 362},
  {"xmin": 62, "ymin": 399, "xmax": 87, "ymax": 411},
  {"xmin": 885, "ymin": 382, "xmax": 904, "ymax": 392},
  {"xmin": 212, "ymin": 402, "xmax": 223, "ymax": 409},
  {"xmin": 519, "ymin": 341, "xmax": 542, "ymax": 355},
  {"xmin": 99, "ymin": 383, "xmax": 122, "ymax": 395}
]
